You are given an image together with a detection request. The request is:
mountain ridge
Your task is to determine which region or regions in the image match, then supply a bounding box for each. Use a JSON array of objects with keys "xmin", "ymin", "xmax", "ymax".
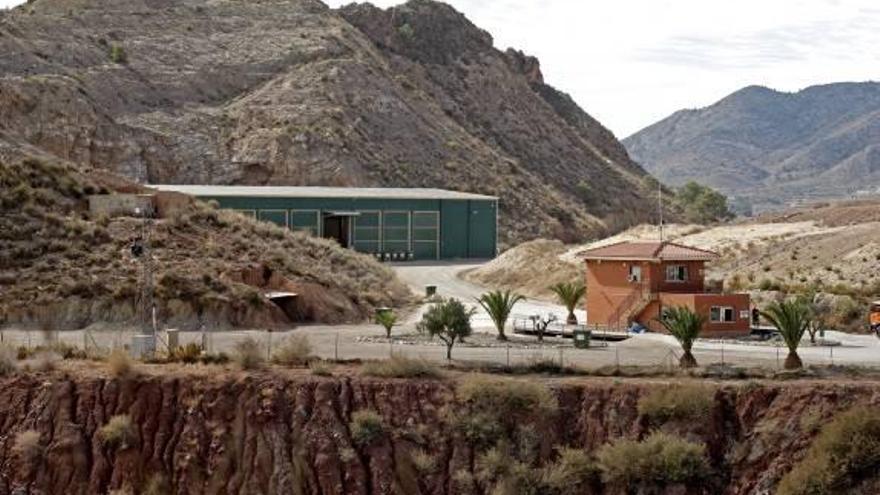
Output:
[
  {"xmin": 0, "ymin": 0, "xmax": 669, "ymax": 244},
  {"xmin": 624, "ymin": 81, "xmax": 880, "ymax": 211}
]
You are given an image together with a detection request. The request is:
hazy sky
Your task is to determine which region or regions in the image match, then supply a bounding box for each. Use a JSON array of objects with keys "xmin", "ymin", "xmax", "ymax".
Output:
[{"xmin": 3, "ymin": 0, "xmax": 879, "ymax": 137}]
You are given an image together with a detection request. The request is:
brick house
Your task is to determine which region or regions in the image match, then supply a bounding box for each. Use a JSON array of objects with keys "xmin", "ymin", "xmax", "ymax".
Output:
[{"xmin": 580, "ymin": 241, "xmax": 751, "ymax": 337}]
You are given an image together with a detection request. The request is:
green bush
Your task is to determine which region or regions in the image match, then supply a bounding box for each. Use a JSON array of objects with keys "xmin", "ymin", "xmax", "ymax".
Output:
[
  {"xmin": 596, "ymin": 432, "xmax": 710, "ymax": 487},
  {"xmin": 109, "ymin": 44, "xmax": 127, "ymax": 64},
  {"xmin": 638, "ymin": 384, "xmax": 714, "ymax": 425},
  {"xmin": 350, "ymin": 409, "xmax": 386, "ymax": 447},
  {"xmin": 361, "ymin": 355, "xmax": 440, "ymax": 379},
  {"xmin": 456, "ymin": 376, "xmax": 557, "ymax": 419},
  {"xmin": 543, "ymin": 448, "xmax": 600, "ymax": 495},
  {"xmin": 777, "ymin": 406, "xmax": 880, "ymax": 495}
]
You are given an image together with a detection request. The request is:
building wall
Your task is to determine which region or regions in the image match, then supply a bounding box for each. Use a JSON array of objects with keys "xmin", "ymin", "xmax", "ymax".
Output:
[
  {"xmin": 638, "ymin": 293, "xmax": 750, "ymax": 337},
  {"xmin": 196, "ymin": 195, "xmax": 496, "ymax": 260},
  {"xmin": 587, "ymin": 258, "xmax": 750, "ymax": 336}
]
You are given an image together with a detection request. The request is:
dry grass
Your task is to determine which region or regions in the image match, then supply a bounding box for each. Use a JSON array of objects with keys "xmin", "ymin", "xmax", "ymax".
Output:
[
  {"xmin": 107, "ymin": 349, "xmax": 134, "ymax": 377},
  {"xmin": 350, "ymin": 409, "xmax": 386, "ymax": 447},
  {"xmin": 361, "ymin": 355, "xmax": 441, "ymax": 379},
  {"xmin": 0, "ymin": 158, "xmax": 410, "ymax": 331},
  {"xmin": 0, "ymin": 345, "xmax": 17, "ymax": 376},
  {"xmin": 309, "ymin": 360, "xmax": 333, "ymax": 376},
  {"xmin": 100, "ymin": 414, "xmax": 135, "ymax": 449},
  {"xmin": 232, "ymin": 337, "xmax": 265, "ymax": 370},
  {"xmin": 12, "ymin": 430, "xmax": 42, "ymax": 462},
  {"xmin": 638, "ymin": 384, "xmax": 715, "ymax": 425},
  {"xmin": 272, "ymin": 335, "xmax": 313, "ymax": 367}
]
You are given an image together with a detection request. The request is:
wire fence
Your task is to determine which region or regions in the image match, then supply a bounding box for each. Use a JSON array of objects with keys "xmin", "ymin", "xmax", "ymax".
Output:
[{"xmin": 0, "ymin": 326, "xmax": 857, "ymax": 371}]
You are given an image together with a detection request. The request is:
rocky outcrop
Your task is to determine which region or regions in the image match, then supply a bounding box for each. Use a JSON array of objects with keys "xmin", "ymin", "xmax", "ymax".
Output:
[
  {"xmin": 0, "ymin": 0, "xmax": 671, "ymax": 244},
  {"xmin": 0, "ymin": 371, "xmax": 878, "ymax": 494}
]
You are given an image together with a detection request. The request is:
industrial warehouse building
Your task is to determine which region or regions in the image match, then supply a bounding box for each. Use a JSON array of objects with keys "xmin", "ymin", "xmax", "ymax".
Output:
[{"xmin": 152, "ymin": 185, "xmax": 498, "ymax": 260}]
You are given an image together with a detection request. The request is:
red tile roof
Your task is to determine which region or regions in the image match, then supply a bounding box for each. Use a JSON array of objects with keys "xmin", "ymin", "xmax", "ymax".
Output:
[{"xmin": 579, "ymin": 241, "xmax": 718, "ymax": 261}]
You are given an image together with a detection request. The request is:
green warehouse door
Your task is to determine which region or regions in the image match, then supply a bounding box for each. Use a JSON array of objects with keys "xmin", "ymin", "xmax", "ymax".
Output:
[
  {"xmin": 412, "ymin": 211, "xmax": 439, "ymax": 260},
  {"xmin": 382, "ymin": 212, "xmax": 410, "ymax": 254},
  {"xmin": 440, "ymin": 201, "xmax": 468, "ymax": 259},
  {"xmin": 258, "ymin": 210, "xmax": 288, "ymax": 228},
  {"xmin": 468, "ymin": 201, "xmax": 496, "ymax": 258},
  {"xmin": 290, "ymin": 210, "xmax": 319, "ymax": 235},
  {"xmin": 353, "ymin": 211, "xmax": 381, "ymax": 254}
]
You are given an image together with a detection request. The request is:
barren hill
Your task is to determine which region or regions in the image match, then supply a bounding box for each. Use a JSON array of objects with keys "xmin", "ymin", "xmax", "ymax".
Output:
[
  {"xmin": 624, "ymin": 82, "xmax": 880, "ymax": 212},
  {"xmin": 0, "ymin": 147, "xmax": 410, "ymax": 329},
  {"xmin": 0, "ymin": 0, "xmax": 667, "ymax": 244}
]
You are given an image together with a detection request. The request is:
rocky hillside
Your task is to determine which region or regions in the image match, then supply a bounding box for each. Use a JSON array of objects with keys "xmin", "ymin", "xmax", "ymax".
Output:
[
  {"xmin": 1, "ymin": 369, "xmax": 879, "ymax": 494},
  {"xmin": 0, "ymin": 150, "xmax": 410, "ymax": 329},
  {"xmin": 0, "ymin": 0, "xmax": 668, "ymax": 244},
  {"xmin": 624, "ymin": 82, "xmax": 880, "ymax": 212}
]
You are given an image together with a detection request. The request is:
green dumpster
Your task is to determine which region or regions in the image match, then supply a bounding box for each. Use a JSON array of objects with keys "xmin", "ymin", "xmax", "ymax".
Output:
[{"xmin": 572, "ymin": 327, "xmax": 591, "ymax": 349}]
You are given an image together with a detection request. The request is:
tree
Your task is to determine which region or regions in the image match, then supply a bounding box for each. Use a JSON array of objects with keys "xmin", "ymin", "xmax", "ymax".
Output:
[
  {"xmin": 375, "ymin": 310, "xmax": 397, "ymax": 339},
  {"xmin": 477, "ymin": 290, "xmax": 525, "ymax": 341},
  {"xmin": 761, "ymin": 299, "xmax": 812, "ymax": 369},
  {"xmin": 417, "ymin": 298, "xmax": 475, "ymax": 360},
  {"xmin": 799, "ymin": 292, "xmax": 830, "ymax": 344},
  {"xmin": 675, "ymin": 181, "xmax": 734, "ymax": 224},
  {"xmin": 657, "ymin": 306, "xmax": 705, "ymax": 368},
  {"xmin": 550, "ymin": 282, "xmax": 586, "ymax": 325},
  {"xmin": 529, "ymin": 314, "xmax": 558, "ymax": 342}
]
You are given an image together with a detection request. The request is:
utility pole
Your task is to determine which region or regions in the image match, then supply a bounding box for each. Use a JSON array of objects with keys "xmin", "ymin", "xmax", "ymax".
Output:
[
  {"xmin": 132, "ymin": 204, "xmax": 157, "ymax": 358},
  {"xmin": 658, "ymin": 179, "xmax": 664, "ymax": 243}
]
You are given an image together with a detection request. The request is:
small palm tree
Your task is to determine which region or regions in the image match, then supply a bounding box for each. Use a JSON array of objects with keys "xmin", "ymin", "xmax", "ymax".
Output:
[
  {"xmin": 477, "ymin": 290, "xmax": 525, "ymax": 341},
  {"xmin": 657, "ymin": 306, "xmax": 705, "ymax": 368},
  {"xmin": 375, "ymin": 310, "xmax": 397, "ymax": 339},
  {"xmin": 550, "ymin": 282, "xmax": 586, "ymax": 325},
  {"xmin": 761, "ymin": 299, "xmax": 812, "ymax": 369}
]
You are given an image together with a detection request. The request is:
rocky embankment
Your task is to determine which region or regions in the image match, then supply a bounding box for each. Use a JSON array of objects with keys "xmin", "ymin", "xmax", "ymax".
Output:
[{"xmin": 0, "ymin": 369, "xmax": 878, "ymax": 494}]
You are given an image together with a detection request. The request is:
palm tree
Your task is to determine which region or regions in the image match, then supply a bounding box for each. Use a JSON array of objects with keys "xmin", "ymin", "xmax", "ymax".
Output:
[
  {"xmin": 657, "ymin": 306, "xmax": 705, "ymax": 368},
  {"xmin": 375, "ymin": 310, "xmax": 397, "ymax": 339},
  {"xmin": 477, "ymin": 290, "xmax": 525, "ymax": 341},
  {"xmin": 761, "ymin": 299, "xmax": 812, "ymax": 369},
  {"xmin": 550, "ymin": 282, "xmax": 586, "ymax": 325}
]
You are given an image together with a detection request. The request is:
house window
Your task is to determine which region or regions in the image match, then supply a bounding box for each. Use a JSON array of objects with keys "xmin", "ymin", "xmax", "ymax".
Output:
[
  {"xmin": 628, "ymin": 265, "xmax": 642, "ymax": 283},
  {"xmin": 666, "ymin": 264, "xmax": 688, "ymax": 282},
  {"xmin": 710, "ymin": 306, "xmax": 736, "ymax": 323}
]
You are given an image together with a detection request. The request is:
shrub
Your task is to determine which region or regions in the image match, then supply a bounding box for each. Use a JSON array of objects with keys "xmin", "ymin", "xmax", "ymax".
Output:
[
  {"xmin": 410, "ymin": 449, "xmax": 436, "ymax": 474},
  {"xmin": 100, "ymin": 414, "xmax": 135, "ymax": 449},
  {"xmin": 361, "ymin": 355, "xmax": 440, "ymax": 379},
  {"xmin": 309, "ymin": 360, "xmax": 333, "ymax": 376},
  {"xmin": 0, "ymin": 345, "xmax": 17, "ymax": 376},
  {"xmin": 777, "ymin": 406, "xmax": 880, "ymax": 495},
  {"xmin": 456, "ymin": 376, "xmax": 557, "ymax": 419},
  {"xmin": 543, "ymin": 448, "xmax": 600, "ymax": 495},
  {"xmin": 12, "ymin": 430, "xmax": 42, "ymax": 462},
  {"xmin": 109, "ymin": 44, "xmax": 127, "ymax": 64},
  {"xmin": 32, "ymin": 350, "xmax": 61, "ymax": 372},
  {"xmin": 107, "ymin": 349, "xmax": 133, "ymax": 377},
  {"xmin": 638, "ymin": 384, "xmax": 714, "ymax": 425},
  {"xmin": 232, "ymin": 337, "xmax": 265, "ymax": 370},
  {"xmin": 596, "ymin": 432, "xmax": 709, "ymax": 487},
  {"xmin": 350, "ymin": 409, "xmax": 386, "ymax": 447},
  {"xmin": 170, "ymin": 342, "xmax": 202, "ymax": 364},
  {"xmin": 272, "ymin": 335, "xmax": 312, "ymax": 367}
]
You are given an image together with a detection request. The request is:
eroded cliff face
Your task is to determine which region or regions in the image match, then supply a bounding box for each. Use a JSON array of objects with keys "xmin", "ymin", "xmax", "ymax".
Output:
[{"xmin": 0, "ymin": 371, "xmax": 878, "ymax": 495}]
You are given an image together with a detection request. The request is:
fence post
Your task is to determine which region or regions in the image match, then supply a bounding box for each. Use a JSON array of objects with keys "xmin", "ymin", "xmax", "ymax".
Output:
[
  {"xmin": 776, "ymin": 343, "xmax": 780, "ymax": 369},
  {"xmin": 559, "ymin": 347, "xmax": 564, "ymax": 367},
  {"xmin": 830, "ymin": 345, "xmax": 833, "ymax": 366},
  {"xmin": 721, "ymin": 339, "xmax": 725, "ymax": 366},
  {"xmin": 615, "ymin": 347, "xmax": 620, "ymax": 374},
  {"xmin": 506, "ymin": 344, "xmax": 510, "ymax": 367},
  {"xmin": 266, "ymin": 330, "xmax": 272, "ymax": 362},
  {"xmin": 334, "ymin": 333, "xmax": 339, "ymax": 362}
]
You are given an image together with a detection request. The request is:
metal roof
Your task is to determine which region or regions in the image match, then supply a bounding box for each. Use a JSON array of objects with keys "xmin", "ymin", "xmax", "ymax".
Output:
[
  {"xmin": 579, "ymin": 241, "xmax": 718, "ymax": 261},
  {"xmin": 148, "ymin": 184, "xmax": 497, "ymax": 201}
]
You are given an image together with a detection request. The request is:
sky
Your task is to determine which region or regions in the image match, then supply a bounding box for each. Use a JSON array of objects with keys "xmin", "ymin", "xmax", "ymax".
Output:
[{"xmin": 3, "ymin": 0, "xmax": 879, "ymax": 137}]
